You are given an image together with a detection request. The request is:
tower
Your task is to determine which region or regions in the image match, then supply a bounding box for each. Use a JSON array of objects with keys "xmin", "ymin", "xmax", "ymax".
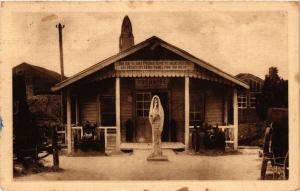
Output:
[{"xmin": 119, "ymin": 16, "xmax": 134, "ymax": 52}]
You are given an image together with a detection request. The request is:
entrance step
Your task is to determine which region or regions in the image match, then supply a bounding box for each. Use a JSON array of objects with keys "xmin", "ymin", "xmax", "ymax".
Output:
[
  {"xmin": 133, "ymin": 149, "xmax": 176, "ymax": 157},
  {"xmin": 120, "ymin": 142, "xmax": 185, "ymax": 151}
]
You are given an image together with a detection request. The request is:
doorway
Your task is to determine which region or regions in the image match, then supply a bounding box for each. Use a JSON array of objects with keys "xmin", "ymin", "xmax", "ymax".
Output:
[
  {"xmin": 135, "ymin": 91, "xmax": 170, "ymax": 143},
  {"xmin": 152, "ymin": 91, "xmax": 170, "ymax": 142}
]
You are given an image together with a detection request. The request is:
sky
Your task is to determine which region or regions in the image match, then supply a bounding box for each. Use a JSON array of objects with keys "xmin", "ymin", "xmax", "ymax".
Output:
[{"xmin": 6, "ymin": 10, "xmax": 288, "ymax": 79}]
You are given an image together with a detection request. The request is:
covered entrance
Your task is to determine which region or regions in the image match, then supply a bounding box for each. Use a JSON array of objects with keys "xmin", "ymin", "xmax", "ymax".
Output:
[{"xmin": 135, "ymin": 89, "xmax": 170, "ymax": 143}]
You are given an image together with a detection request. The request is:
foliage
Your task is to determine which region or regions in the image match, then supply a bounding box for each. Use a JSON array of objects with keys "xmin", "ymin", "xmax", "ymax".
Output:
[{"xmin": 256, "ymin": 67, "xmax": 288, "ymax": 120}]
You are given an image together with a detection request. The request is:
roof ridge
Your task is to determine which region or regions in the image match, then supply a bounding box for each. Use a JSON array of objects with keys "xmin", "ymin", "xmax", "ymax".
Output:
[{"xmin": 52, "ymin": 35, "xmax": 249, "ymax": 91}]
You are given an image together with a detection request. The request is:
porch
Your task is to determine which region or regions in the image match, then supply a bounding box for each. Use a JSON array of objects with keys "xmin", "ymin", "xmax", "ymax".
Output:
[
  {"xmin": 61, "ymin": 74, "xmax": 240, "ymax": 155},
  {"xmin": 53, "ymin": 59, "xmax": 246, "ymax": 155}
]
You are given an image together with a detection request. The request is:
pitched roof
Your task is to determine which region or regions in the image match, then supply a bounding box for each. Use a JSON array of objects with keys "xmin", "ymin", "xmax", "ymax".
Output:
[
  {"xmin": 52, "ymin": 36, "xmax": 249, "ymax": 91},
  {"xmin": 14, "ymin": 62, "xmax": 64, "ymax": 81},
  {"xmin": 14, "ymin": 62, "xmax": 64, "ymax": 94},
  {"xmin": 236, "ymin": 73, "xmax": 264, "ymax": 83}
]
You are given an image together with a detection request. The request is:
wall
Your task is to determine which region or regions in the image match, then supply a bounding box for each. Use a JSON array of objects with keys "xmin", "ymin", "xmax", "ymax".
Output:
[
  {"xmin": 205, "ymin": 89, "xmax": 224, "ymax": 125},
  {"xmin": 79, "ymin": 95, "xmax": 98, "ymax": 124},
  {"xmin": 77, "ymin": 79, "xmax": 115, "ymax": 125},
  {"xmin": 170, "ymin": 78, "xmax": 185, "ymax": 143},
  {"xmin": 239, "ymin": 108, "xmax": 260, "ymax": 123},
  {"xmin": 120, "ymin": 78, "xmax": 134, "ymax": 142},
  {"xmin": 190, "ymin": 79, "xmax": 227, "ymax": 126}
]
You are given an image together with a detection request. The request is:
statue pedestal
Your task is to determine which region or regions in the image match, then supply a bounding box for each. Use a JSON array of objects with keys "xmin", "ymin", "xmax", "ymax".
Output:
[{"xmin": 147, "ymin": 155, "xmax": 168, "ymax": 161}]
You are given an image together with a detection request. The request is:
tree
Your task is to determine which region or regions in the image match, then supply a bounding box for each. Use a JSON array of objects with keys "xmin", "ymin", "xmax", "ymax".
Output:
[{"xmin": 256, "ymin": 67, "xmax": 288, "ymax": 120}]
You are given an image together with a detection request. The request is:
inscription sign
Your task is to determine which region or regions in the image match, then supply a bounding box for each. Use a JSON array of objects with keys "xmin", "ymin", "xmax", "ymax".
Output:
[
  {"xmin": 135, "ymin": 78, "xmax": 169, "ymax": 89},
  {"xmin": 115, "ymin": 61, "xmax": 194, "ymax": 71}
]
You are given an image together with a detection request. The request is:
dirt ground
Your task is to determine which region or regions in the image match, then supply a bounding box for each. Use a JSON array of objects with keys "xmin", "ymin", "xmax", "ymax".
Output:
[{"xmin": 14, "ymin": 148, "xmax": 262, "ymax": 180}]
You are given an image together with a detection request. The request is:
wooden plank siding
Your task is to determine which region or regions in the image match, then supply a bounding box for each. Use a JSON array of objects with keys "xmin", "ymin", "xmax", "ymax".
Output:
[
  {"xmin": 170, "ymin": 78, "xmax": 185, "ymax": 143},
  {"xmin": 76, "ymin": 79, "xmax": 115, "ymax": 125},
  {"xmin": 79, "ymin": 95, "xmax": 98, "ymax": 124},
  {"xmin": 205, "ymin": 90, "xmax": 223, "ymax": 125},
  {"xmin": 120, "ymin": 78, "xmax": 134, "ymax": 142},
  {"xmin": 190, "ymin": 79, "xmax": 228, "ymax": 126}
]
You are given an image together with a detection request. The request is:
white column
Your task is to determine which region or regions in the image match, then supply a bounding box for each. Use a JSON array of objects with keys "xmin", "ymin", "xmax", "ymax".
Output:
[
  {"xmin": 233, "ymin": 88, "xmax": 238, "ymax": 150},
  {"xmin": 184, "ymin": 77, "xmax": 190, "ymax": 150},
  {"xmin": 66, "ymin": 90, "xmax": 72, "ymax": 155},
  {"xmin": 115, "ymin": 77, "xmax": 121, "ymax": 151}
]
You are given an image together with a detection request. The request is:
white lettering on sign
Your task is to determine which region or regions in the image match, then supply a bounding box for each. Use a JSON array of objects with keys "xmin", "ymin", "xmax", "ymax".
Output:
[
  {"xmin": 115, "ymin": 61, "xmax": 194, "ymax": 71},
  {"xmin": 135, "ymin": 78, "xmax": 169, "ymax": 89}
]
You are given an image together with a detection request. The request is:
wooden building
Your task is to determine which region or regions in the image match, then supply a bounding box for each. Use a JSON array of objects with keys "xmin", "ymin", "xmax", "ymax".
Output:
[
  {"xmin": 52, "ymin": 16, "xmax": 249, "ymax": 154},
  {"xmin": 236, "ymin": 73, "xmax": 264, "ymax": 145},
  {"xmin": 236, "ymin": 73, "xmax": 264, "ymax": 123}
]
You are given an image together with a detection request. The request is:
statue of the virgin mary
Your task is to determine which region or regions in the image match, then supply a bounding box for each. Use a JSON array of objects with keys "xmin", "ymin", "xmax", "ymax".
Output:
[{"xmin": 147, "ymin": 95, "xmax": 168, "ymax": 161}]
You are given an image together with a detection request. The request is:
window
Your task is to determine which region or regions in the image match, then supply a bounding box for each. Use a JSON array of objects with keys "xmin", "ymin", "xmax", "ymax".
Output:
[
  {"xmin": 136, "ymin": 92, "xmax": 151, "ymax": 117},
  {"xmin": 189, "ymin": 94, "xmax": 204, "ymax": 126},
  {"xmin": 100, "ymin": 96, "xmax": 116, "ymax": 126},
  {"xmin": 249, "ymin": 80, "xmax": 262, "ymax": 92},
  {"xmin": 238, "ymin": 92, "xmax": 247, "ymax": 109},
  {"xmin": 190, "ymin": 102, "xmax": 204, "ymax": 126}
]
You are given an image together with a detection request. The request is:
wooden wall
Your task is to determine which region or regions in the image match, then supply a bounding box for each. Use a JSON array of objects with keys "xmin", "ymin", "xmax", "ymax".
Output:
[
  {"xmin": 120, "ymin": 78, "xmax": 134, "ymax": 142},
  {"xmin": 76, "ymin": 79, "xmax": 115, "ymax": 125},
  {"xmin": 190, "ymin": 79, "xmax": 229, "ymax": 126},
  {"xmin": 205, "ymin": 89, "xmax": 223, "ymax": 125},
  {"xmin": 170, "ymin": 78, "xmax": 185, "ymax": 143},
  {"xmin": 79, "ymin": 95, "xmax": 98, "ymax": 124}
]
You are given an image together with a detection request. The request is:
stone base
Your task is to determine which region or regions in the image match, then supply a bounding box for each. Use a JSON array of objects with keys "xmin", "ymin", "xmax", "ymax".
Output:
[{"xmin": 147, "ymin": 155, "xmax": 169, "ymax": 161}]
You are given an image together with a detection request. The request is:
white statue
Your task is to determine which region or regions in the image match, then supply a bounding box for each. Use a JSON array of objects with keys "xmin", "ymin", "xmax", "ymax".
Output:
[{"xmin": 147, "ymin": 95, "xmax": 168, "ymax": 161}]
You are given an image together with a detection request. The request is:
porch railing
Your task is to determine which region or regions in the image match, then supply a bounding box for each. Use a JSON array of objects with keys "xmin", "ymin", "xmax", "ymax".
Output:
[
  {"xmin": 189, "ymin": 125, "xmax": 236, "ymax": 146},
  {"xmin": 60, "ymin": 126, "xmax": 117, "ymax": 151},
  {"xmin": 218, "ymin": 125, "xmax": 235, "ymax": 144},
  {"xmin": 97, "ymin": 126, "xmax": 117, "ymax": 151}
]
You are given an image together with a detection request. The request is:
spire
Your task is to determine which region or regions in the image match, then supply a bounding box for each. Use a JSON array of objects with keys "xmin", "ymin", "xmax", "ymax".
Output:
[{"xmin": 119, "ymin": 16, "xmax": 134, "ymax": 52}]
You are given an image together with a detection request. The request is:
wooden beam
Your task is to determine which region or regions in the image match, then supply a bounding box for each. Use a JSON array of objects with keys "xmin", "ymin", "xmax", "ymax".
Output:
[
  {"xmin": 233, "ymin": 88, "xmax": 238, "ymax": 150},
  {"xmin": 184, "ymin": 77, "xmax": 190, "ymax": 150},
  {"xmin": 66, "ymin": 90, "xmax": 72, "ymax": 155},
  {"xmin": 115, "ymin": 77, "xmax": 121, "ymax": 151}
]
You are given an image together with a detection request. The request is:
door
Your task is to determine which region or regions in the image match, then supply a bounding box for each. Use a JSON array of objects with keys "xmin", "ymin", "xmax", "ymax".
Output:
[
  {"xmin": 135, "ymin": 92, "xmax": 152, "ymax": 143},
  {"xmin": 152, "ymin": 91, "xmax": 170, "ymax": 142},
  {"xmin": 135, "ymin": 91, "xmax": 170, "ymax": 143}
]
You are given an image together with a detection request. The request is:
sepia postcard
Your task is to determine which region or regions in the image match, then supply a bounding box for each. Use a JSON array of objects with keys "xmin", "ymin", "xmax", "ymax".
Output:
[{"xmin": 0, "ymin": 1, "xmax": 299, "ymax": 191}]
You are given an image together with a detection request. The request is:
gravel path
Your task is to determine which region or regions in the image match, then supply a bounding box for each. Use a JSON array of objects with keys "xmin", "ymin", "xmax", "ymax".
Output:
[{"xmin": 15, "ymin": 148, "xmax": 261, "ymax": 180}]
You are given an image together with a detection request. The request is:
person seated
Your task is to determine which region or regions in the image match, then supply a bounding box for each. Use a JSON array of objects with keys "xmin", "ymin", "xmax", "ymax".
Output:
[{"xmin": 82, "ymin": 121, "xmax": 96, "ymax": 140}]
